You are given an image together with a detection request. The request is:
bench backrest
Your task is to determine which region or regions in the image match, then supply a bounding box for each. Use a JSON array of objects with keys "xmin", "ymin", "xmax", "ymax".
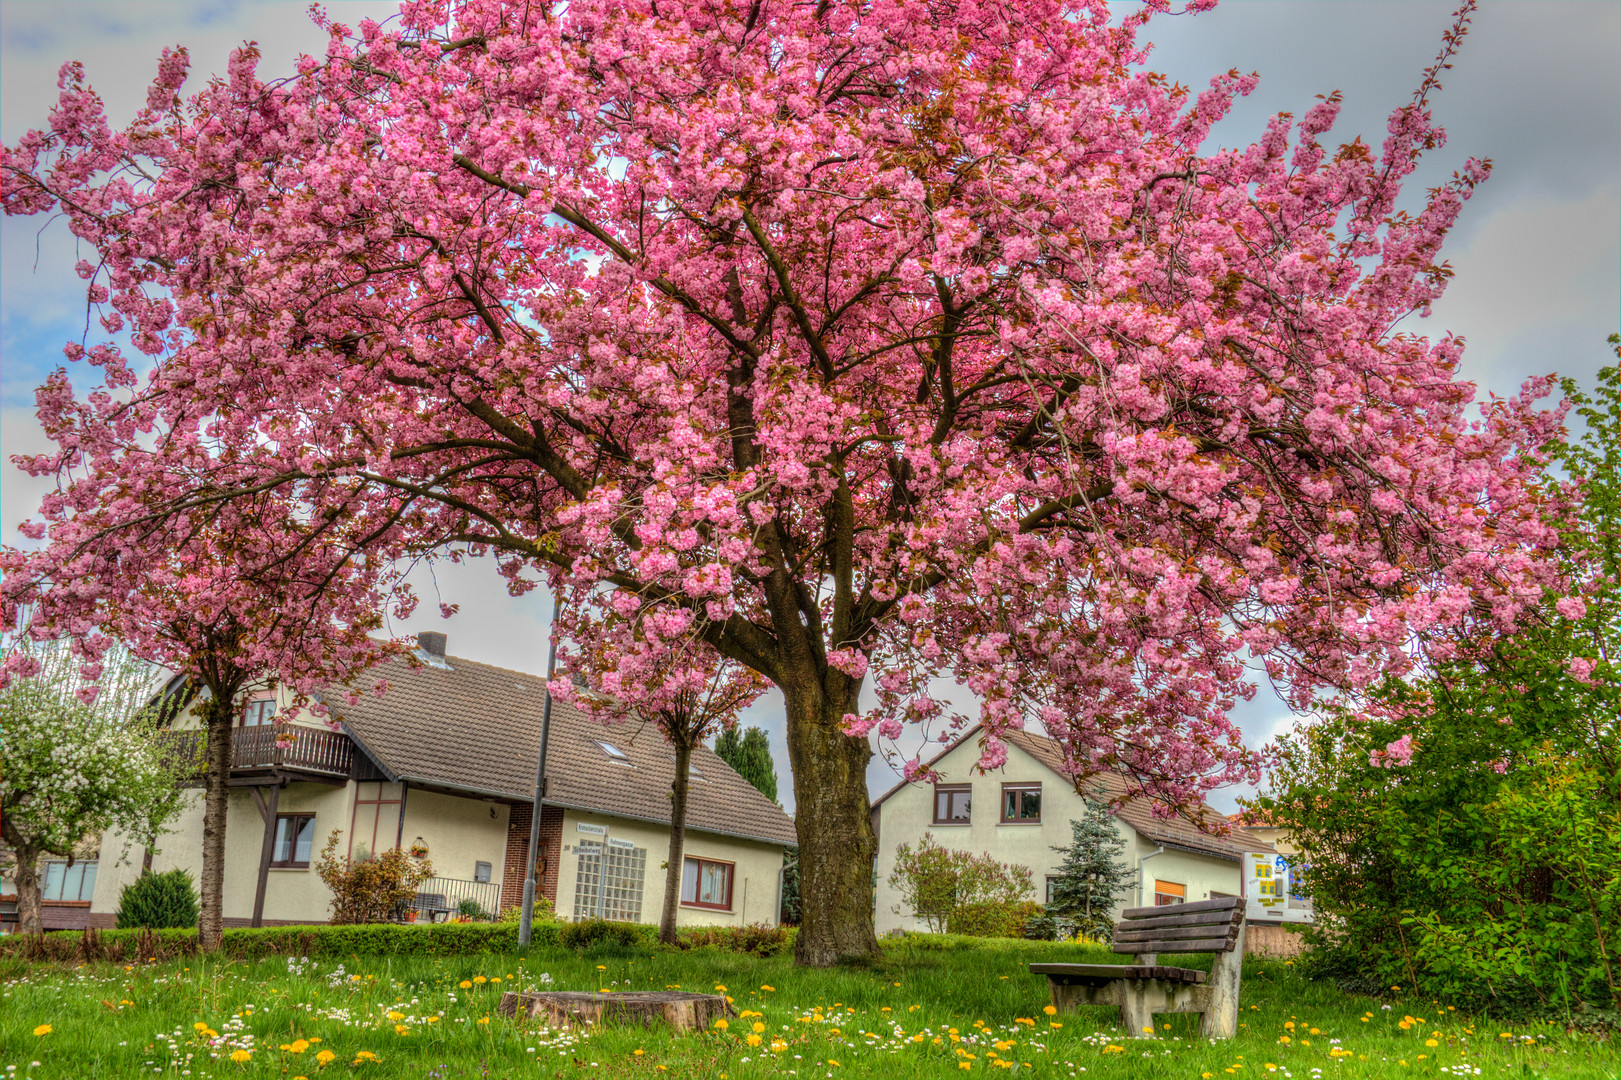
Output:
[{"xmin": 1112, "ymin": 896, "xmax": 1243, "ymax": 956}]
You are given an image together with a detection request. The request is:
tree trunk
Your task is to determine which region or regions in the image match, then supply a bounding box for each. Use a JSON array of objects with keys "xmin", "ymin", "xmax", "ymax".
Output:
[
  {"xmin": 198, "ymin": 694, "xmax": 234, "ymax": 951},
  {"xmin": 1, "ymin": 820, "xmax": 43, "ymax": 936},
  {"xmin": 141, "ymin": 841, "xmax": 155, "ymax": 876},
  {"xmin": 660, "ymin": 738, "xmax": 694, "ymax": 946},
  {"xmin": 784, "ymin": 677, "xmax": 879, "ymax": 966}
]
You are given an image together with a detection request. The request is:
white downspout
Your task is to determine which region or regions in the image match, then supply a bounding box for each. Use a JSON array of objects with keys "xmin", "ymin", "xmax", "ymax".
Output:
[{"xmin": 1137, "ymin": 845, "xmax": 1166, "ymax": 908}]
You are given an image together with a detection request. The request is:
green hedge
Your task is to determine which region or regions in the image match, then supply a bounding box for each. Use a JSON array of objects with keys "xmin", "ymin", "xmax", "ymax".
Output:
[{"xmin": 0, "ymin": 919, "xmax": 794, "ymax": 964}]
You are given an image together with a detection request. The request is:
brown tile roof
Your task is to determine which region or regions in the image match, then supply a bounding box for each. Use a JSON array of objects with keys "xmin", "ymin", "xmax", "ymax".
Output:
[
  {"xmin": 872, "ymin": 725, "xmax": 1273, "ymax": 862},
  {"xmin": 322, "ymin": 652, "xmax": 798, "ymax": 849}
]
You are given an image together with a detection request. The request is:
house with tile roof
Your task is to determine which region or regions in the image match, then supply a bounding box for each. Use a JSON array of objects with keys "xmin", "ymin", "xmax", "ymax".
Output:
[
  {"xmin": 870, "ymin": 725, "xmax": 1274, "ymax": 935},
  {"xmin": 84, "ymin": 633, "xmax": 797, "ymax": 931}
]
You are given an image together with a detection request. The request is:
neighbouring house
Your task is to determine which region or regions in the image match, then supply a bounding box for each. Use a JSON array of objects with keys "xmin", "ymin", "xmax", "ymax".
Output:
[
  {"xmin": 85, "ymin": 633, "xmax": 797, "ymax": 930},
  {"xmin": 1, "ymin": 847, "xmax": 101, "ymax": 933},
  {"xmin": 871, "ymin": 725, "xmax": 1275, "ymax": 935}
]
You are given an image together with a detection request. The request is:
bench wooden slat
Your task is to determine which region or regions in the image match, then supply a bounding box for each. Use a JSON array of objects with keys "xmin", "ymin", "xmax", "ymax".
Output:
[
  {"xmin": 1115, "ymin": 936, "xmax": 1237, "ymax": 954},
  {"xmin": 1115, "ymin": 923, "xmax": 1241, "ymax": 944},
  {"xmin": 1031, "ymin": 963, "xmax": 1206, "ymax": 985},
  {"xmin": 1121, "ymin": 896, "xmax": 1239, "ymax": 920},
  {"xmin": 1110, "ymin": 909, "xmax": 1239, "ymax": 933}
]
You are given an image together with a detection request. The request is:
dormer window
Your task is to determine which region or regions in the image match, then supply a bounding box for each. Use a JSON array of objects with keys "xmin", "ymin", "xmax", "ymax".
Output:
[{"xmin": 594, "ymin": 739, "xmax": 633, "ymax": 765}]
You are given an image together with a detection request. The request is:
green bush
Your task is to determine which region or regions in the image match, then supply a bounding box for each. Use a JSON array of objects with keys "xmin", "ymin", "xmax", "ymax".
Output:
[
  {"xmin": 948, "ymin": 900, "xmax": 1045, "ymax": 938},
  {"xmin": 496, "ymin": 895, "xmax": 556, "ymax": 923},
  {"xmin": 557, "ymin": 918, "xmax": 651, "ymax": 951},
  {"xmin": 115, "ymin": 869, "xmax": 199, "ymax": 930},
  {"xmin": 677, "ymin": 922, "xmax": 790, "ymax": 956}
]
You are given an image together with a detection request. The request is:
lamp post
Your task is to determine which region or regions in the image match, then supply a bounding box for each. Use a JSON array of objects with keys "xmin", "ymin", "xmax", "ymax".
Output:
[{"xmin": 518, "ymin": 594, "xmax": 559, "ymax": 948}]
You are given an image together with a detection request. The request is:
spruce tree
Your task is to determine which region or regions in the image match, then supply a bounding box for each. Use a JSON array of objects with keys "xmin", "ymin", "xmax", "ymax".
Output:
[
  {"xmin": 1047, "ymin": 800, "xmax": 1135, "ymax": 942},
  {"xmin": 715, "ymin": 725, "xmax": 778, "ymax": 803}
]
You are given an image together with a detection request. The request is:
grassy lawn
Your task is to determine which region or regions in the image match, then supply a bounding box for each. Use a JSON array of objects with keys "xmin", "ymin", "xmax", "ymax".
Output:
[{"xmin": 0, "ymin": 936, "xmax": 1612, "ymax": 1079}]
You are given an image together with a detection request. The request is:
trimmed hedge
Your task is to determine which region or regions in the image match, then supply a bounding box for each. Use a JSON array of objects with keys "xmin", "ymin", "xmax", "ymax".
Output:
[{"xmin": 0, "ymin": 918, "xmax": 793, "ymax": 964}]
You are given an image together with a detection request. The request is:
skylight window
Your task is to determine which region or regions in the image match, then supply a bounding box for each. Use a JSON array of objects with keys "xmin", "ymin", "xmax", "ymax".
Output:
[
  {"xmin": 594, "ymin": 739, "xmax": 632, "ymax": 764},
  {"xmin": 669, "ymin": 754, "xmax": 705, "ymax": 780}
]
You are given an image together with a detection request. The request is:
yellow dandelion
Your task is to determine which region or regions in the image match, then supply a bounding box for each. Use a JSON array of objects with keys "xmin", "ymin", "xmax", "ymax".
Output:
[
  {"xmin": 1043, "ymin": 1005, "xmax": 1057, "ymax": 1016},
  {"xmin": 33, "ymin": 1024, "xmax": 52, "ymax": 1037},
  {"xmin": 473, "ymin": 975, "xmax": 487, "ymax": 984},
  {"xmin": 394, "ymin": 1024, "xmax": 411, "ymax": 1036},
  {"xmin": 713, "ymin": 1018, "xmax": 729, "ymax": 1031},
  {"xmin": 316, "ymin": 1049, "xmax": 336, "ymax": 1065},
  {"xmin": 746, "ymin": 1034, "xmax": 763, "ymax": 1047},
  {"xmin": 761, "ymin": 985, "xmax": 775, "ymax": 991},
  {"xmin": 387, "ymin": 1011, "xmax": 405, "ymax": 1021},
  {"xmin": 459, "ymin": 980, "xmax": 472, "ymax": 989},
  {"xmin": 229, "ymin": 1049, "xmax": 252, "ymax": 1063},
  {"xmin": 633, "ymin": 1049, "xmax": 645, "ymax": 1056}
]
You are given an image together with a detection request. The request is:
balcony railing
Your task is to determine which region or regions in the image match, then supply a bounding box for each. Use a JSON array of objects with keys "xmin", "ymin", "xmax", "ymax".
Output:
[
  {"xmin": 159, "ymin": 726, "xmax": 362, "ymax": 779},
  {"xmin": 409, "ymin": 876, "xmax": 504, "ymax": 922}
]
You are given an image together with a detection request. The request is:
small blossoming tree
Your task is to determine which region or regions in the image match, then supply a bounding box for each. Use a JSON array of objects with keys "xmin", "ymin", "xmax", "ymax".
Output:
[{"xmin": 0, "ymin": 647, "xmax": 179, "ymax": 934}]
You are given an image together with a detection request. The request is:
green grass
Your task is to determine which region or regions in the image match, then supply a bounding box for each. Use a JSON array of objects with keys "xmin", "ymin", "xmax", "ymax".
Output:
[{"xmin": 0, "ymin": 935, "xmax": 1613, "ymax": 1079}]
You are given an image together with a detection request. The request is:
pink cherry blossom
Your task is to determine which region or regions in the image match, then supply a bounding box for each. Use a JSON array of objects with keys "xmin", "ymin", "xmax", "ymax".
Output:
[{"xmin": 0, "ymin": 0, "xmax": 1566, "ymax": 964}]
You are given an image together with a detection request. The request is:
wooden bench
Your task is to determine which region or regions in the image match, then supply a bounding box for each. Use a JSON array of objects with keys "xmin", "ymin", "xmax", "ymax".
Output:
[{"xmin": 1029, "ymin": 896, "xmax": 1246, "ymax": 1039}]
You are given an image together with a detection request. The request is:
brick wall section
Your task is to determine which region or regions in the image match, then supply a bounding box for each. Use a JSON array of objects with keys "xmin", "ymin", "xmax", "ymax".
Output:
[{"xmin": 500, "ymin": 802, "xmax": 563, "ymax": 912}]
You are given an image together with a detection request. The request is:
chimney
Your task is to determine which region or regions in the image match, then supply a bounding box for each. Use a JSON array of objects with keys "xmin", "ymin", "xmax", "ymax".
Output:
[{"xmin": 416, "ymin": 632, "xmax": 448, "ymax": 660}]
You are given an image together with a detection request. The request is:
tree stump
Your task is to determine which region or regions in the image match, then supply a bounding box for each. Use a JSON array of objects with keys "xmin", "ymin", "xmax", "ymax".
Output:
[{"xmin": 498, "ymin": 990, "xmax": 736, "ymax": 1031}]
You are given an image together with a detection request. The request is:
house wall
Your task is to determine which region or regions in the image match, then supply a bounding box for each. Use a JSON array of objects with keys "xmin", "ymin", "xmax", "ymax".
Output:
[
  {"xmin": 555, "ymin": 808, "xmax": 785, "ymax": 928},
  {"xmin": 399, "ymin": 788, "xmax": 510, "ymax": 885},
  {"xmin": 872, "ymin": 739, "xmax": 1246, "ymax": 934},
  {"xmin": 92, "ymin": 784, "xmax": 785, "ymax": 929},
  {"xmin": 91, "ymin": 781, "xmax": 355, "ymax": 926}
]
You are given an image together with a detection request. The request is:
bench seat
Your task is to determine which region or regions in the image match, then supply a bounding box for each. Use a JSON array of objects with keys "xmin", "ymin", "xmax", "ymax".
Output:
[
  {"xmin": 1029, "ymin": 963, "xmax": 1206, "ymax": 986},
  {"xmin": 1030, "ymin": 895, "xmax": 1245, "ymax": 1039}
]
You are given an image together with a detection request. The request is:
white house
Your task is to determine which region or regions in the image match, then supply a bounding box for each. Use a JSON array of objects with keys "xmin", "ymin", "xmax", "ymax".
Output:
[
  {"xmin": 86, "ymin": 633, "xmax": 797, "ymax": 930},
  {"xmin": 870, "ymin": 725, "xmax": 1274, "ymax": 935}
]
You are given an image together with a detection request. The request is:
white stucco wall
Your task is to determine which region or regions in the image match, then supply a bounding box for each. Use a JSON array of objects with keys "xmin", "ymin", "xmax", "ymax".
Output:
[
  {"xmin": 401, "ymin": 788, "xmax": 510, "ymax": 884},
  {"xmin": 556, "ymin": 809, "xmax": 786, "ymax": 928},
  {"xmin": 92, "ymin": 781, "xmax": 355, "ymax": 923},
  {"xmin": 872, "ymin": 738, "xmax": 1246, "ymax": 934}
]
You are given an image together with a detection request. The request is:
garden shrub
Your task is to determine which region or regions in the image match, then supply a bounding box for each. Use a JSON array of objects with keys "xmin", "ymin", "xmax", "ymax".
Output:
[
  {"xmin": 887, "ymin": 833, "xmax": 1035, "ymax": 932},
  {"xmin": 496, "ymin": 896, "xmax": 556, "ymax": 923},
  {"xmin": 677, "ymin": 922, "xmax": 790, "ymax": 956},
  {"xmin": 115, "ymin": 869, "xmax": 199, "ymax": 930},
  {"xmin": 948, "ymin": 900, "xmax": 1045, "ymax": 939},
  {"xmin": 313, "ymin": 830, "xmax": 435, "ymax": 924},
  {"xmin": 1262, "ymin": 365, "xmax": 1621, "ymax": 1017},
  {"xmin": 558, "ymin": 918, "xmax": 650, "ymax": 951}
]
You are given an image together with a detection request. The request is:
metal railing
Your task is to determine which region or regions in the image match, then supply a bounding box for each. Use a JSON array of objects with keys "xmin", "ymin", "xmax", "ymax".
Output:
[
  {"xmin": 409, "ymin": 876, "xmax": 504, "ymax": 922},
  {"xmin": 158, "ymin": 726, "xmax": 359, "ymax": 779}
]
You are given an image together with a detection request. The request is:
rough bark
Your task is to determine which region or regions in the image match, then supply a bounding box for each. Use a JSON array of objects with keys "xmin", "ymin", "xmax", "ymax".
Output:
[
  {"xmin": 2, "ymin": 821, "xmax": 43, "ymax": 935},
  {"xmin": 660, "ymin": 737, "xmax": 694, "ymax": 946},
  {"xmin": 198, "ymin": 693, "xmax": 235, "ymax": 951},
  {"xmin": 141, "ymin": 844, "xmax": 154, "ymax": 876},
  {"xmin": 784, "ymin": 676, "xmax": 878, "ymax": 966}
]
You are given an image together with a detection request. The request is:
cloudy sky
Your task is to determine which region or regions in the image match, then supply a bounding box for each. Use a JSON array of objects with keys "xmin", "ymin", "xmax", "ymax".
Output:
[{"xmin": 2, "ymin": 1, "xmax": 1616, "ymax": 814}]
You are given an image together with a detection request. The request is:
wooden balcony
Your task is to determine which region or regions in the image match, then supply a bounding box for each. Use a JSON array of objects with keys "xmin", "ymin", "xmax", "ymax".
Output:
[{"xmin": 161, "ymin": 726, "xmax": 380, "ymax": 785}]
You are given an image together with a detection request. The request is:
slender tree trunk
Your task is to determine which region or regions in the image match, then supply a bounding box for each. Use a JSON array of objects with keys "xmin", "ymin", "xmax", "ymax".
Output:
[
  {"xmin": 141, "ymin": 841, "xmax": 155, "ymax": 876},
  {"xmin": 660, "ymin": 738, "xmax": 694, "ymax": 946},
  {"xmin": 784, "ymin": 676, "xmax": 879, "ymax": 966},
  {"xmin": 199, "ymin": 695, "xmax": 234, "ymax": 951},
  {"xmin": 1, "ymin": 820, "xmax": 44, "ymax": 936}
]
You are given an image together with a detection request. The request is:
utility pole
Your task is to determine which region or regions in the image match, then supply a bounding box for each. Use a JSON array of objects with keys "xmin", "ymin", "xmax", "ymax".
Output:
[{"xmin": 518, "ymin": 592, "xmax": 559, "ymax": 948}]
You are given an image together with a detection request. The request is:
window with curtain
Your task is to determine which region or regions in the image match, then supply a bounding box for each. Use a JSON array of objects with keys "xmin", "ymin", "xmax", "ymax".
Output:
[
  {"xmin": 1153, "ymin": 880, "xmax": 1186, "ymax": 906},
  {"xmin": 680, "ymin": 857, "xmax": 733, "ymax": 910}
]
